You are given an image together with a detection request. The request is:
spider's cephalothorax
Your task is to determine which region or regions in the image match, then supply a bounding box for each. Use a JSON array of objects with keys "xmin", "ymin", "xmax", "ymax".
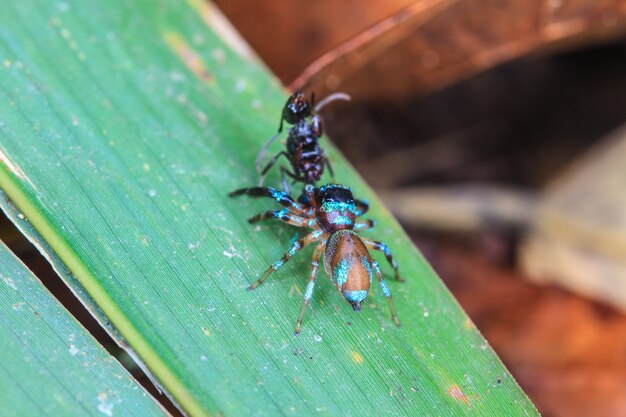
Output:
[
  {"xmin": 255, "ymin": 91, "xmax": 350, "ymax": 193},
  {"xmin": 229, "ymin": 183, "xmax": 404, "ymax": 334}
]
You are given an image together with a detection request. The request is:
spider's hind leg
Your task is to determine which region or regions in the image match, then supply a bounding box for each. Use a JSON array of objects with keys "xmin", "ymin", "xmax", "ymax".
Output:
[
  {"xmin": 362, "ymin": 238, "xmax": 404, "ymax": 282},
  {"xmin": 373, "ymin": 260, "xmax": 401, "ymax": 327}
]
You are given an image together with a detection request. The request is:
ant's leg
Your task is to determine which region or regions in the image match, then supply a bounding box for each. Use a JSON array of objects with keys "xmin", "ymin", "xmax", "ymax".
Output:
[
  {"xmin": 279, "ymin": 166, "xmax": 296, "ymax": 194},
  {"xmin": 247, "ymin": 209, "xmax": 314, "ymax": 228},
  {"xmin": 261, "ymin": 151, "xmax": 289, "ymax": 176},
  {"xmin": 282, "ymin": 168, "xmax": 303, "ymax": 182},
  {"xmin": 362, "ymin": 238, "xmax": 404, "ymax": 282},
  {"xmin": 295, "ymin": 242, "xmax": 325, "ymax": 334},
  {"xmin": 354, "ymin": 219, "xmax": 375, "ymax": 231},
  {"xmin": 256, "ymin": 133, "xmax": 281, "ymax": 174},
  {"xmin": 247, "ymin": 230, "xmax": 322, "ymax": 291},
  {"xmin": 283, "ymin": 169, "xmax": 308, "ymax": 195},
  {"xmin": 354, "ymin": 199, "xmax": 369, "ymax": 216},
  {"xmin": 323, "ymin": 157, "xmax": 335, "ymax": 181},
  {"xmin": 259, "ymin": 152, "xmax": 289, "ymax": 187},
  {"xmin": 229, "ymin": 186, "xmax": 305, "ymax": 214},
  {"xmin": 372, "ymin": 260, "xmax": 401, "ymax": 327}
]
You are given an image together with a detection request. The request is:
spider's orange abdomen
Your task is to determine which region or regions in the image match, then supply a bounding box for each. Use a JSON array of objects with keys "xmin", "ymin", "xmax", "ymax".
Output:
[{"xmin": 323, "ymin": 230, "xmax": 375, "ymax": 311}]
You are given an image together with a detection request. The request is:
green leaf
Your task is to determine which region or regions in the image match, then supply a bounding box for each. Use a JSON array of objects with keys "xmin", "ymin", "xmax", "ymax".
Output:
[
  {"xmin": 0, "ymin": 1, "xmax": 538, "ymax": 416},
  {"xmin": 0, "ymin": 240, "xmax": 169, "ymax": 417}
]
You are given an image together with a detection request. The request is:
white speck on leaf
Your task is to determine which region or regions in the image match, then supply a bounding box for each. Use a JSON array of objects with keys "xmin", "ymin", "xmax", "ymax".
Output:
[
  {"xmin": 169, "ymin": 71, "xmax": 185, "ymax": 82},
  {"xmin": 313, "ymin": 335, "xmax": 322, "ymax": 342},
  {"xmin": 69, "ymin": 344, "xmax": 79, "ymax": 356},
  {"xmin": 1, "ymin": 276, "xmax": 17, "ymax": 290},
  {"xmin": 56, "ymin": 2, "xmax": 69, "ymax": 12},
  {"xmin": 97, "ymin": 392, "xmax": 114, "ymax": 416},
  {"xmin": 148, "ymin": 189, "xmax": 157, "ymax": 197},
  {"xmin": 192, "ymin": 33, "xmax": 204, "ymax": 45},
  {"xmin": 188, "ymin": 232, "xmax": 207, "ymax": 250},
  {"xmin": 195, "ymin": 110, "xmax": 208, "ymax": 124},
  {"xmin": 211, "ymin": 48, "xmax": 225, "ymax": 62},
  {"xmin": 235, "ymin": 79, "xmax": 246, "ymax": 92}
]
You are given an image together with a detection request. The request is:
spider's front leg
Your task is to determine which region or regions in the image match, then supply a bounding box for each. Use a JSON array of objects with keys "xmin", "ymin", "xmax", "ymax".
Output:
[
  {"xmin": 247, "ymin": 230, "xmax": 323, "ymax": 291},
  {"xmin": 354, "ymin": 199, "xmax": 369, "ymax": 216},
  {"xmin": 247, "ymin": 209, "xmax": 314, "ymax": 228},
  {"xmin": 354, "ymin": 219, "xmax": 375, "ymax": 231},
  {"xmin": 229, "ymin": 186, "xmax": 305, "ymax": 215}
]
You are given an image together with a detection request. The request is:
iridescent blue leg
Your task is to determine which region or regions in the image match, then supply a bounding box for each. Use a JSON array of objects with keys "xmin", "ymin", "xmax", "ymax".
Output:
[
  {"xmin": 355, "ymin": 199, "xmax": 369, "ymax": 216},
  {"xmin": 373, "ymin": 260, "xmax": 401, "ymax": 327},
  {"xmin": 295, "ymin": 242, "xmax": 326, "ymax": 334},
  {"xmin": 354, "ymin": 219, "xmax": 375, "ymax": 231},
  {"xmin": 247, "ymin": 209, "xmax": 313, "ymax": 228},
  {"xmin": 229, "ymin": 186, "xmax": 304, "ymax": 213},
  {"xmin": 362, "ymin": 238, "xmax": 404, "ymax": 282},
  {"xmin": 247, "ymin": 230, "xmax": 322, "ymax": 291}
]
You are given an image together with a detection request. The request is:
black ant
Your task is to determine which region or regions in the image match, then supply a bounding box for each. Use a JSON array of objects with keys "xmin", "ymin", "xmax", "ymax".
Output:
[{"xmin": 255, "ymin": 91, "xmax": 350, "ymax": 193}]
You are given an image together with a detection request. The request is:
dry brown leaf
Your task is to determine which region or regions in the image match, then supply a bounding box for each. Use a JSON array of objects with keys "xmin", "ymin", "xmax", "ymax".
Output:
[
  {"xmin": 521, "ymin": 125, "xmax": 626, "ymax": 312},
  {"xmin": 423, "ymin": 237, "xmax": 626, "ymax": 417},
  {"xmin": 290, "ymin": 0, "xmax": 626, "ymax": 101},
  {"xmin": 213, "ymin": 0, "xmax": 416, "ymax": 83}
]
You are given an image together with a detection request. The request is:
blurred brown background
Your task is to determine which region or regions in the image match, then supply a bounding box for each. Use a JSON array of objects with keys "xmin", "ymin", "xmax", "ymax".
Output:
[{"xmin": 214, "ymin": 1, "xmax": 626, "ymax": 416}]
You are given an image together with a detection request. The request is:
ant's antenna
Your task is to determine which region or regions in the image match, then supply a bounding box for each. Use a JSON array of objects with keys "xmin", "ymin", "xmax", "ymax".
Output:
[{"xmin": 314, "ymin": 92, "xmax": 351, "ymax": 113}]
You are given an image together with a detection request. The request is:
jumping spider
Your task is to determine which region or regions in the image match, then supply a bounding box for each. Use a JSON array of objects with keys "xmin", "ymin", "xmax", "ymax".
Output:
[{"xmin": 230, "ymin": 183, "xmax": 403, "ymax": 334}]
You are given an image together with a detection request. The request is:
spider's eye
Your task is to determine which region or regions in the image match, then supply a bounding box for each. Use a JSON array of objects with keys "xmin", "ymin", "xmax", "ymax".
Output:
[{"xmin": 318, "ymin": 185, "xmax": 354, "ymax": 207}]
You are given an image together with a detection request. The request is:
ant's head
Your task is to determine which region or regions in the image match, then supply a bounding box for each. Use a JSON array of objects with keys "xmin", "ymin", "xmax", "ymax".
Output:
[{"xmin": 282, "ymin": 92, "xmax": 312, "ymax": 125}]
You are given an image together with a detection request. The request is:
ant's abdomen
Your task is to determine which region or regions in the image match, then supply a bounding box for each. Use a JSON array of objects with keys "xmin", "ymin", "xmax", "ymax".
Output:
[{"xmin": 323, "ymin": 230, "xmax": 375, "ymax": 311}]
